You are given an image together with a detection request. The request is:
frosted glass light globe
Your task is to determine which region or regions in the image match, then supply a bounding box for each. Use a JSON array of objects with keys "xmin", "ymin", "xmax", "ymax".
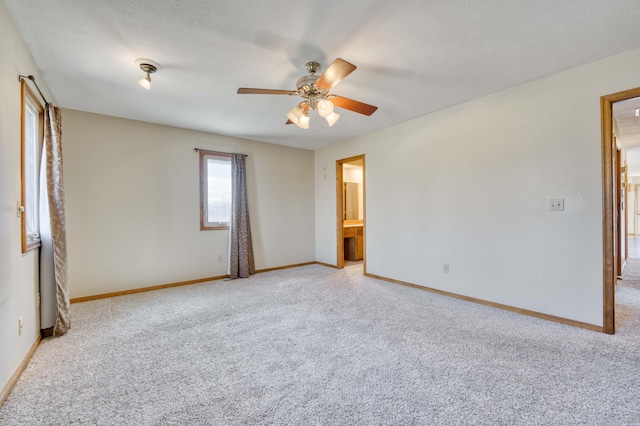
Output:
[{"xmin": 317, "ymin": 99, "xmax": 334, "ymax": 118}]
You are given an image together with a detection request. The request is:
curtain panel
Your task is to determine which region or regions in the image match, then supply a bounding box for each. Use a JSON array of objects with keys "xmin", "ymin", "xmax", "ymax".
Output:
[
  {"xmin": 43, "ymin": 105, "xmax": 70, "ymax": 335},
  {"xmin": 229, "ymin": 153, "xmax": 255, "ymax": 279}
]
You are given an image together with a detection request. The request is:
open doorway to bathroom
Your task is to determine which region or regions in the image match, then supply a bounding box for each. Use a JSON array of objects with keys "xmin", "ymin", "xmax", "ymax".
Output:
[{"xmin": 336, "ymin": 155, "xmax": 365, "ymax": 271}]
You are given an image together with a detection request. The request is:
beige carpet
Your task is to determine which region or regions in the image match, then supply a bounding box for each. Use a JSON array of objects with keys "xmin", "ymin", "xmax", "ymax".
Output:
[{"xmin": 2, "ymin": 262, "xmax": 640, "ymax": 425}]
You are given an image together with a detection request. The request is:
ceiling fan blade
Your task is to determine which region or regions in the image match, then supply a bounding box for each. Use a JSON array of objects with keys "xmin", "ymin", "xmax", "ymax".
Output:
[
  {"xmin": 237, "ymin": 88, "xmax": 297, "ymax": 95},
  {"xmin": 315, "ymin": 58, "xmax": 356, "ymax": 90},
  {"xmin": 286, "ymin": 119, "xmax": 294, "ymax": 125},
  {"xmin": 330, "ymin": 95, "xmax": 378, "ymax": 116}
]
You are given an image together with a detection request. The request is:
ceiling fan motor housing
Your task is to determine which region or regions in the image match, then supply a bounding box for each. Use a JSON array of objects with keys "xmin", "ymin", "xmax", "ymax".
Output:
[
  {"xmin": 296, "ymin": 62, "xmax": 329, "ymax": 103},
  {"xmin": 296, "ymin": 74, "xmax": 317, "ymax": 90}
]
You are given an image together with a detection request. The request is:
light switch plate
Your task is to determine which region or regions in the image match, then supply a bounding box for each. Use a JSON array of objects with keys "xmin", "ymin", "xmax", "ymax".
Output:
[{"xmin": 549, "ymin": 198, "xmax": 564, "ymax": 211}]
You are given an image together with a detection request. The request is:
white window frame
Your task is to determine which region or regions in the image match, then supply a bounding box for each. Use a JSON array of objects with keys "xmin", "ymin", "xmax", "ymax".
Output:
[{"xmin": 199, "ymin": 150, "xmax": 232, "ymax": 230}]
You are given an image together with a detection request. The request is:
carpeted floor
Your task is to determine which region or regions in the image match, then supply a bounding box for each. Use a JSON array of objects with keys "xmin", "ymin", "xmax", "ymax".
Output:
[{"xmin": 2, "ymin": 262, "xmax": 640, "ymax": 425}]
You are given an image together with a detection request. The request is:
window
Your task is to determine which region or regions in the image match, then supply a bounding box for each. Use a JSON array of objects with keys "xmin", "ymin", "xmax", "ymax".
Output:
[
  {"xmin": 199, "ymin": 150, "xmax": 232, "ymax": 230},
  {"xmin": 21, "ymin": 80, "xmax": 44, "ymax": 252}
]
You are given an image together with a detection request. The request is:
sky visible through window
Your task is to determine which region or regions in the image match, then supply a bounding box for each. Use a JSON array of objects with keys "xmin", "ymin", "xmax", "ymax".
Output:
[
  {"xmin": 25, "ymin": 100, "xmax": 39, "ymax": 238},
  {"xmin": 207, "ymin": 157, "xmax": 231, "ymax": 224}
]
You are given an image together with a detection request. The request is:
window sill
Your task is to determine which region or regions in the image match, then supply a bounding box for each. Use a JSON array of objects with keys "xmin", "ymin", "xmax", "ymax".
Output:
[
  {"xmin": 23, "ymin": 239, "xmax": 41, "ymax": 253},
  {"xmin": 201, "ymin": 225, "xmax": 230, "ymax": 231}
]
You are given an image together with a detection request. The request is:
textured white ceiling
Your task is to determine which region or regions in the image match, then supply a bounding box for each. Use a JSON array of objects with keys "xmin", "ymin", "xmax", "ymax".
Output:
[
  {"xmin": 613, "ymin": 97, "xmax": 640, "ymax": 176},
  {"xmin": 4, "ymin": 0, "xmax": 640, "ymax": 150},
  {"xmin": 614, "ymin": 97, "xmax": 640, "ymax": 147}
]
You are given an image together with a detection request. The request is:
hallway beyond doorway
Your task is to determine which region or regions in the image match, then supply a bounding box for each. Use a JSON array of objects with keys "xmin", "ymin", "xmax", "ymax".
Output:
[{"xmin": 628, "ymin": 235, "xmax": 640, "ymax": 259}]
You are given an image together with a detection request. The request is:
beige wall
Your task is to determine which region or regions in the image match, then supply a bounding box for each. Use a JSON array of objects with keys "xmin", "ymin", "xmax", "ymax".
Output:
[
  {"xmin": 315, "ymin": 47, "xmax": 640, "ymax": 327},
  {"xmin": 62, "ymin": 109, "xmax": 315, "ymax": 299},
  {"xmin": 0, "ymin": 2, "xmax": 55, "ymax": 398}
]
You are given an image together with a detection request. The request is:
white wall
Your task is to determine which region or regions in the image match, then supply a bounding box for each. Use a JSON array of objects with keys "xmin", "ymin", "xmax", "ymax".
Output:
[
  {"xmin": 62, "ymin": 110, "xmax": 315, "ymax": 299},
  {"xmin": 628, "ymin": 187, "xmax": 635, "ymax": 235},
  {"xmin": 316, "ymin": 48, "xmax": 640, "ymax": 327},
  {"xmin": 0, "ymin": 2, "xmax": 55, "ymax": 397}
]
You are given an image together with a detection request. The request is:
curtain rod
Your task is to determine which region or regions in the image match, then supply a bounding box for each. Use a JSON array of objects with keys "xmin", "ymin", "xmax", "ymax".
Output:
[
  {"xmin": 194, "ymin": 148, "xmax": 247, "ymax": 157},
  {"xmin": 18, "ymin": 75, "xmax": 49, "ymax": 106}
]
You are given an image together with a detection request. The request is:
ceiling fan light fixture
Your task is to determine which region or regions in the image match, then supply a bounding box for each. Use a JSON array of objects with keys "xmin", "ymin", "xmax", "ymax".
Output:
[
  {"xmin": 236, "ymin": 58, "xmax": 377, "ymax": 129},
  {"xmin": 317, "ymin": 99, "xmax": 334, "ymax": 118},
  {"xmin": 297, "ymin": 112, "xmax": 310, "ymax": 129},
  {"xmin": 325, "ymin": 111, "xmax": 340, "ymax": 127},
  {"xmin": 287, "ymin": 105, "xmax": 303, "ymax": 124}
]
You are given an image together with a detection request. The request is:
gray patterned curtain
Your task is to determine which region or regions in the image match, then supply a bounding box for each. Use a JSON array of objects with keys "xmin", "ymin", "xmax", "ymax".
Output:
[
  {"xmin": 43, "ymin": 105, "xmax": 70, "ymax": 335},
  {"xmin": 229, "ymin": 153, "xmax": 255, "ymax": 279}
]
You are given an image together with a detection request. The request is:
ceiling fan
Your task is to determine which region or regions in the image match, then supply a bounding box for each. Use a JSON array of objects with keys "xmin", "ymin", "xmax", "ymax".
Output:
[{"xmin": 237, "ymin": 58, "xmax": 377, "ymax": 129}]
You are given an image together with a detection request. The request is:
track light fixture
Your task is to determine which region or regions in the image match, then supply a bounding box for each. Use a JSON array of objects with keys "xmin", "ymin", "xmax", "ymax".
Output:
[{"xmin": 135, "ymin": 59, "xmax": 161, "ymax": 90}]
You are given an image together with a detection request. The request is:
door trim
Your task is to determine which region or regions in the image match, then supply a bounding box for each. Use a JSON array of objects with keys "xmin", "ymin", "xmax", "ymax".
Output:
[
  {"xmin": 336, "ymin": 155, "xmax": 366, "ymax": 270},
  {"xmin": 601, "ymin": 86, "xmax": 640, "ymax": 334}
]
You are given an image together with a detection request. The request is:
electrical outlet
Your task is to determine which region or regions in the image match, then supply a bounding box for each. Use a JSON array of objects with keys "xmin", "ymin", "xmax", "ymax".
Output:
[
  {"xmin": 18, "ymin": 317, "xmax": 23, "ymax": 336},
  {"xmin": 549, "ymin": 198, "xmax": 564, "ymax": 211},
  {"xmin": 443, "ymin": 264, "xmax": 450, "ymax": 273},
  {"xmin": 218, "ymin": 254, "xmax": 223, "ymax": 262}
]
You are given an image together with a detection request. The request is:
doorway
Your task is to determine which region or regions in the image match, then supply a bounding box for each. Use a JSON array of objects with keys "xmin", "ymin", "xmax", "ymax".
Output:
[
  {"xmin": 601, "ymin": 87, "xmax": 640, "ymax": 334},
  {"xmin": 336, "ymin": 155, "xmax": 365, "ymax": 270}
]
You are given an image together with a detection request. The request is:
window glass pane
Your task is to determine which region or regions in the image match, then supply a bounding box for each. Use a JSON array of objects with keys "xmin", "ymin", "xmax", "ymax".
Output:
[
  {"xmin": 24, "ymin": 99, "xmax": 40, "ymax": 240},
  {"xmin": 206, "ymin": 156, "xmax": 231, "ymax": 225}
]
